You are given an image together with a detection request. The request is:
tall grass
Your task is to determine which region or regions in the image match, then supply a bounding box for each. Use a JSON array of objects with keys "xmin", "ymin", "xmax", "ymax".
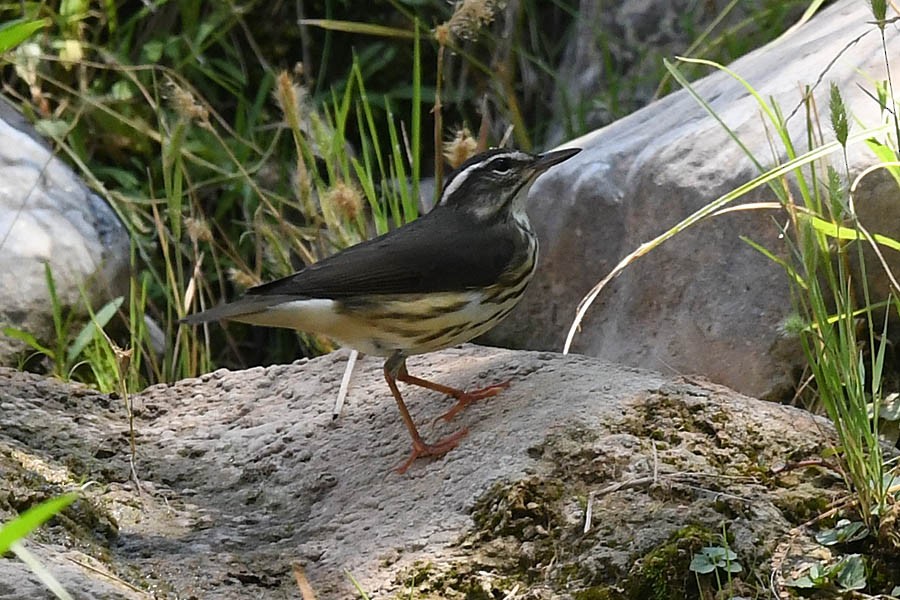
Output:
[
  {"xmin": 0, "ymin": 1, "xmax": 436, "ymax": 393},
  {"xmin": 565, "ymin": 5, "xmax": 900, "ymax": 532}
]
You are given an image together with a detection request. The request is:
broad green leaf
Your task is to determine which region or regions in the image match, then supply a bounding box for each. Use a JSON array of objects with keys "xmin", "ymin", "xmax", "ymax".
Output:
[
  {"xmin": 0, "ymin": 19, "xmax": 49, "ymax": 54},
  {"xmin": 34, "ymin": 119, "xmax": 70, "ymax": 140},
  {"xmin": 835, "ymin": 554, "xmax": 867, "ymax": 591},
  {"xmin": 67, "ymin": 296, "xmax": 124, "ymax": 364},
  {"xmin": 815, "ymin": 520, "xmax": 869, "ymax": 546},
  {"xmin": 689, "ymin": 553, "xmax": 716, "ymax": 574}
]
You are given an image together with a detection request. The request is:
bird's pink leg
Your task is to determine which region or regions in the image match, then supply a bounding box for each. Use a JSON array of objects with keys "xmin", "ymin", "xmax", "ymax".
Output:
[
  {"xmin": 395, "ymin": 363, "xmax": 510, "ymax": 423},
  {"xmin": 384, "ymin": 360, "xmax": 469, "ymax": 474}
]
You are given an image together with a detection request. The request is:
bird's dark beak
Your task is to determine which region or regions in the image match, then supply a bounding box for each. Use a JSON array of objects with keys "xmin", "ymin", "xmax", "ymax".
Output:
[{"xmin": 532, "ymin": 147, "xmax": 581, "ymax": 173}]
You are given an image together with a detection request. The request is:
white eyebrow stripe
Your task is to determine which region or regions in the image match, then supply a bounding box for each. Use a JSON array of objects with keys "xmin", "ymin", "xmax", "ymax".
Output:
[
  {"xmin": 439, "ymin": 162, "xmax": 478, "ymax": 205},
  {"xmin": 439, "ymin": 152, "xmax": 530, "ymax": 206},
  {"xmin": 440, "ymin": 161, "xmax": 485, "ymax": 204}
]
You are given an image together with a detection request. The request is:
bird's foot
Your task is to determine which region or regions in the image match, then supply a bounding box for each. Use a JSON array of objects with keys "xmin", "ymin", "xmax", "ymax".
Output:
[
  {"xmin": 395, "ymin": 428, "xmax": 469, "ymax": 474},
  {"xmin": 434, "ymin": 379, "xmax": 511, "ymax": 424}
]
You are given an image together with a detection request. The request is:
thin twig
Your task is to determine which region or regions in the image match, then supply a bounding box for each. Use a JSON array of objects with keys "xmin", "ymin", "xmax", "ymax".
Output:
[
  {"xmin": 293, "ymin": 563, "xmax": 319, "ymax": 600},
  {"xmin": 583, "ymin": 491, "xmax": 593, "ymax": 534},
  {"xmin": 333, "ymin": 349, "xmax": 358, "ymax": 419}
]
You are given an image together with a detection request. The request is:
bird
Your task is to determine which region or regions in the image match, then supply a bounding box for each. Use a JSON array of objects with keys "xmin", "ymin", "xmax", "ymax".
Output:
[{"xmin": 181, "ymin": 146, "xmax": 581, "ymax": 472}]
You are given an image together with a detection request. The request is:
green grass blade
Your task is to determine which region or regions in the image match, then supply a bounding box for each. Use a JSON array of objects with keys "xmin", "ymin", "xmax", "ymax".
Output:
[
  {"xmin": 1, "ymin": 327, "xmax": 54, "ymax": 357},
  {"xmin": 346, "ymin": 570, "xmax": 371, "ymax": 599},
  {"xmin": 43, "ymin": 263, "xmax": 63, "ymax": 348},
  {"xmin": 564, "ymin": 123, "xmax": 889, "ymax": 353},
  {"xmin": 0, "ymin": 493, "xmax": 78, "ymax": 554},
  {"xmin": 779, "ymin": 0, "xmax": 828, "ymax": 38},
  {"xmin": 66, "ymin": 296, "xmax": 124, "ymax": 365},
  {"xmin": 807, "ymin": 216, "xmax": 900, "ymax": 251},
  {"xmin": 740, "ymin": 235, "xmax": 808, "ymax": 289},
  {"xmin": 410, "ymin": 23, "xmax": 421, "ymax": 211},
  {"xmin": 663, "ymin": 58, "xmax": 767, "ymax": 177},
  {"xmin": 299, "ymin": 19, "xmax": 415, "ymax": 39},
  {"xmin": 864, "ymin": 139, "xmax": 900, "ymax": 187}
]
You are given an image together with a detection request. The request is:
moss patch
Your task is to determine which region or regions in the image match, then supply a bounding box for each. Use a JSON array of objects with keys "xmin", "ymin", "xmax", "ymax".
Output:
[
  {"xmin": 472, "ymin": 477, "xmax": 565, "ymax": 542},
  {"xmin": 403, "ymin": 387, "xmax": 849, "ymax": 598},
  {"xmin": 622, "ymin": 524, "xmax": 716, "ymax": 600}
]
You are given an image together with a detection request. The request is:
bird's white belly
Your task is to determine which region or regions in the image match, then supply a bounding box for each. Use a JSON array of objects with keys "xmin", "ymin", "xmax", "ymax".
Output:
[{"xmin": 234, "ymin": 291, "xmax": 516, "ymax": 358}]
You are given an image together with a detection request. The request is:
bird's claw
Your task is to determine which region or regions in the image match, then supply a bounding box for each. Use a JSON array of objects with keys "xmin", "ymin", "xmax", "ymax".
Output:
[
  {"xmin": 432, "ymin": 380, "xmax": 511, "ymax": 426},
  {"xmin": 395, "ymin": 428, "xmax": 469, "ymax": 474}
]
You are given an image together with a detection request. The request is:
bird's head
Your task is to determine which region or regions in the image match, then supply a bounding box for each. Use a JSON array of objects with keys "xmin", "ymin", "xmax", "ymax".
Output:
[{"xmin": 438, "ymin": 147, "xmax": 581, "ymax": 221}]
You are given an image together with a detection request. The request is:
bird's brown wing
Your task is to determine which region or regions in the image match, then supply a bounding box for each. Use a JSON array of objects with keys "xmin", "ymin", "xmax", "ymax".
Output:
[{"xmin": 246, "ymin": 207, "xmax": 517, "ymax": 299}]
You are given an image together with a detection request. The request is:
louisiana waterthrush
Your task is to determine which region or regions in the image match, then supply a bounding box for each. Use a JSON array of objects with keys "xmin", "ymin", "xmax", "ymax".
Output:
[{"xmin": 182, "ymin": 147, "xmax": 581, "ymax": 472}]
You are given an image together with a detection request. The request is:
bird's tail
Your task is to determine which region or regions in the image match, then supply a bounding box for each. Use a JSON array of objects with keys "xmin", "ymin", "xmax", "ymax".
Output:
[{"xmin": 180, "ymin": 295, "xmax": 301, "ymax": 325}]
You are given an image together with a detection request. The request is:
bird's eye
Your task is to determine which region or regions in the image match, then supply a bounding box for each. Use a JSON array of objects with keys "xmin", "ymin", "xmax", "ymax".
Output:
[{"xmin": 490, "ymin": 157, "xmax": 514, "ymax": 174}]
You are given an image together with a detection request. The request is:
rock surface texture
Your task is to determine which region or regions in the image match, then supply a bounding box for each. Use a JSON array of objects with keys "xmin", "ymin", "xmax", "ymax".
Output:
[
  {"xmin": 1, "ymin": 347, "xmax": 845, "ymax": 598},
  {"xmin": 487, "ymin": 0, "xmax": 900, "ymax": 401},
  {"xmin": 0, "ymin": 99, "xmax": 130, "ymax": 364}
]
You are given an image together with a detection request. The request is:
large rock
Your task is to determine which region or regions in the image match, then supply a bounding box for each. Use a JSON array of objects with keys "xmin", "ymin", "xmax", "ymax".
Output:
[
  {"xmin": 0, "ymin": 99, "xmax": 130, "ymax": 364},
  {"xmin": 0, "ymin": 347, "xmax": 849, "ymax": 598},
  {"xmin": 487, "ymin": 0, "xmax": 900, "ymax": 401}
]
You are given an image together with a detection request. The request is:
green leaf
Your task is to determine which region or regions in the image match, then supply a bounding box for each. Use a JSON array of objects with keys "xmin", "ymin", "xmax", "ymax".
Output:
[
  {"xmin": 346, "ymin": 570, "xmax": 372, "ymax": 599},
  {"xmin": 110, "ymin": 80, "xmax": 134, "ymax": 101},
  {"xmin": 783, "ymin": 574, "xmax": 815, "ymax": 588},
  {"xmin": 34, "ymin": 119, "xmax": 70, "ymax": 140},
  {"xmin": 784, "ymin": 561, "xmax": 829, "ymax": 588},
  {"xmin": 703, "ymin": 546, "xmax": 728, "ymax": 563},
  {"xmin": 689, "ymin": 545, "xmax": 742, "ymax": 575},
  {"xmin": 2, "ymin": 327, "xmax": 54, "ymax": 357},
  {"xmin": 864, "ymin": 138, "xmax": 900, "ymax": 187},
  {"xmin": 92, "ymin": 166, "xmax": 140, "ymax": 189},
  {"xmin": 815, "ymin": 519, "xmax": 869, "ymax": 545},
  {"xmin": 689, "ymin": 552, "xmax": 716, "ymax": 574},
  {"xmin": 834, "ymin": 554, "xmax": 866, "ymax": 591},
  {"xmin": 66, "ymin": 296, "xmax": 124, "ymax": 364},
  {"xmin": 0, "ymin": 18, "xmax": 49, "ymax": 54},
  {"xmin": 741, "ymin": 236, "xmax": 808, "ymax": 289},
  {"xmin": 141, "ymin": 40, "xmax": 164, "ymax": 62},
  {"xmin": 60, "ymin": 0, "xmax": 89, "ymax": 20},
  {"xmin": 0, "ymin": 493, "xmax": 78, "ymax": 554}
]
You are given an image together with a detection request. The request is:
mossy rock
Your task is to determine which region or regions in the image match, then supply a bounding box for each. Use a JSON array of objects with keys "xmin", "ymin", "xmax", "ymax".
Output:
[{"xmin": 622, "ymin": 524, "xmax": 717, "ymax": 600}]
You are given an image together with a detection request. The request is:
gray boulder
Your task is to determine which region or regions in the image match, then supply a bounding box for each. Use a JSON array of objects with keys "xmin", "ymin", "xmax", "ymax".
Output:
[
  {"xmin": 487, "ymin": 0, "xmax": 900, "ymax": 400},
  {"xmin": 1, "ymin": 347, "xmax": 846, "ymax": 598},
  {"xmin": 0, "ymin": 99, "xmax": 130, "ymax": 364}
]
